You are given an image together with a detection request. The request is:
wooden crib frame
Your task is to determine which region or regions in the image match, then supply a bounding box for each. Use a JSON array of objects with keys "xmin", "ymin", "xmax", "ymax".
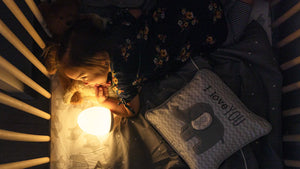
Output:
[
  {"xmin": 0, "ymin": 0, "xmax": 299, "ymax": 168},
  {"xmin": 272, "ymin": 0, "xmax": 300, "ymax": 168},
  {"xmin": 0, "ymin": 0, "xmax": 51, "ymax": 168}
]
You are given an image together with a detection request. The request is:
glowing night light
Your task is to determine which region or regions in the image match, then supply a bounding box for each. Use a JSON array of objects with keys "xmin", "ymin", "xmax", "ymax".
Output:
[{"xmin": 77, "ymin": 107, "xmax": 112, "ymax": 136}]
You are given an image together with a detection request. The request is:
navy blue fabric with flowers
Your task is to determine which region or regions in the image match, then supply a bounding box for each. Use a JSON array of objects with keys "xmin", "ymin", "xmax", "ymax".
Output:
[{"xmin": 108, "ymin": 0, "xmax": 228, "ymax": 107}]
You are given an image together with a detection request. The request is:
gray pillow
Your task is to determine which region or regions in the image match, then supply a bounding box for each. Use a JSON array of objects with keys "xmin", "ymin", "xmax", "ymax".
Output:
[{"xmin": 145, "ymin": 69, "xmax": 271, "ymax": 169}]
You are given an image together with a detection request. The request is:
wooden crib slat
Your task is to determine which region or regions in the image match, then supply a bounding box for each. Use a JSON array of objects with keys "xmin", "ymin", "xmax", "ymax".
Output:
[
  {"xmin": 0, "ymin": 157, "xmax": 49, "ymax": 169},
  {"xmin": 3, "ymin": 0, "xmax": 46, "ymax": 49},
  {"xmin": 0, "ymin": 129, "xmax": 50, "ymax": 142},
  {"xmin": 283, "ymin": 81, "xmax": 300, "ymax": 93},
  {"xmin": 281, "ymin": 56, "xmax": 300, "ymax": 70},
  {"xmin": 0, "ymin": 19, "xmax": 49, "ymax": 78},
  {"xmin": 272, "ymin": 1, "xmax": 300, "ymax": 28},
  {"xmin": 283, "ymin": 135, "xmax": 300, "ymax": 142},
  {"xmin": 283, "ymin": 107, "xmax": 300, "ymax": 117},
  {"xmin": 271, "ymin": 0, "xmax": 281, "ymax": 7},
  {"xmin": 277, "ymin": 29, "xmax": 300, "ymax": 48},
  {"xmin": 24, "ymin": 0, "xmax": 52, "ymax": 37},
  {"xmin": 284, "ymin": 160, "xmax": 300, "ymax": 167},
  {"xmin": 0, "ymin": 56, "xmax": 51, "ymax": 99},
  {"xmin": 0, "ymin": 92, "xmax": 51, "ymax": 120}
]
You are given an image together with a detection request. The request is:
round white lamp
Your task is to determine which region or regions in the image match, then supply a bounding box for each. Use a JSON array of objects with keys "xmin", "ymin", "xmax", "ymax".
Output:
[{"xmin": 77, "ymin": 107, "xmax": 113, "ymax": 136}]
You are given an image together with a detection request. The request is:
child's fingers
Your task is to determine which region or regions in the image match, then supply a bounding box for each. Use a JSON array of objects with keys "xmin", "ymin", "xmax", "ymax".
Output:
[
  {"xmin": 94, "ymin": 86, "xmax": 98, "ymax": 97},
  {"xmin": 98, "ymin": 87, "xmax": 103, "ymax": 97},
  {"xmin": 95, "ymin": 86, "xmax": 107, "ymax": 103},
  {"xmin": 95, "ymin": 86, "xmax": 102, "ymax": 97},
  {"xmin": 103, "ymin": 87, "xmax": 108, "ymax": 97}
]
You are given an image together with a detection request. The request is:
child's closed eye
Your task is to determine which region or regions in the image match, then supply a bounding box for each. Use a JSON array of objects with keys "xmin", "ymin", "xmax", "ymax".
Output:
[{"xmin": 80, "ymin": 76, "xmax": 87, "ymax": 81}]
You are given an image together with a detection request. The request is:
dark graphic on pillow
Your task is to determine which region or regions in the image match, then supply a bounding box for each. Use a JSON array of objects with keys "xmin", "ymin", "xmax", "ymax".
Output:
[{"xmin": 173, "ymin": 103, "xmax": 224, "ymax": 154}]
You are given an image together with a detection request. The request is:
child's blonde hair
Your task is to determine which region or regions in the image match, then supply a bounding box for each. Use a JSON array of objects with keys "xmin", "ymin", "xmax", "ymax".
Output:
[
  {"xmin": 42, "ymin": 42, "xmax": 60, "ymax": 75},
  {"xmin": 43, "ymin": 15, "xmax": 112, "ymax": 76}
]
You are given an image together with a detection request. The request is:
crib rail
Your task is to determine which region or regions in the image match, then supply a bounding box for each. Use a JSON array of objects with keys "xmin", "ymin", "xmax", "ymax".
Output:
[
  {"xmin": 285, "ymin": 160, "xmax": 300, "ymax": 169},
  {"xmin": 0, "ymin": 0, "xmax": 51, "ymax": 168},
  {"xmin": 0, "ymin": 129, "xmax": 50, "ymax": 142},
  {"xmin": 272, "ymin": 0, "xmax": 300, "ymax": 168},
  {"xmin": 283, "ymin": 107, "xmax": 300, "ymax": 117},
  {"xmin": 283, "ymin": 81, "xmax": 300, "ymax": 93},
  {"xmin": 0, "ymin": 19, "xmax": 49, "ymax": 77},
  {"xmin": 0, "ymin": 157, "xmax": 50, "ymax": 169},
  {"xmin": 2, "ymin": 0, "xmax": 45, "ymax": 49},
  {"xmin": 272, "ymin": 1, "xmax": 300, "ymax": 28},
  {"xmin": 0, "ymin": 56, "xmax": 51, "ymax": 98},
  {"xmin": 0, "ymin": 92, "xmax": 50, "ymax": 120},
  {"xmin": 24, "ymin": 0, "xmax": 52, "ymax": 37},
  {"xmin": 277, "ymin": 29, "xmax": 300, "ymax": 48},
  {"xmin": 280, "ymin": 56, "xmax": 300, "ymax": 70}
]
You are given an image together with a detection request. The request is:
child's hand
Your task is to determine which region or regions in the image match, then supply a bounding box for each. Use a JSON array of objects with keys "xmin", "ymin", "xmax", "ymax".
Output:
[{"xmin": 95, "ymin": 85, "xmax": 108, "ymax": 103}]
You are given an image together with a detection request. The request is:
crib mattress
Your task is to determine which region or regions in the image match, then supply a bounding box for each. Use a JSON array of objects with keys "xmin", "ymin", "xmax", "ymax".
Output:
[{"xmin": 50, "ymin": 2, "xmax": 272, "ymax": 169}]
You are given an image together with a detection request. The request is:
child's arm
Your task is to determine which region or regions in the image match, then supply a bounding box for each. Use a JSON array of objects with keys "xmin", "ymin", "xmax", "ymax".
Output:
[
  {"xmin": 102, "ymin": 95, "xmax": 139, "ymax": 117},
  {"xmin": 95, "ymin": 86, "xmax": 139, "ymax": 117}
]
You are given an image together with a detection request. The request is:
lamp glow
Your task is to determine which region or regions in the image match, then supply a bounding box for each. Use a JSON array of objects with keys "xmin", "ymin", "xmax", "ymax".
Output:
[{"xmin": 77, "ymin": 107, "xmax": 112, "ymax": 136}]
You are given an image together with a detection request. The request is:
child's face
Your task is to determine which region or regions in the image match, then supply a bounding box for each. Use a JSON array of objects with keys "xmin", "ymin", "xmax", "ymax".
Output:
[{"xmin": 63, "ymin": 66, "xmax": 109, "ymax": 87}]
